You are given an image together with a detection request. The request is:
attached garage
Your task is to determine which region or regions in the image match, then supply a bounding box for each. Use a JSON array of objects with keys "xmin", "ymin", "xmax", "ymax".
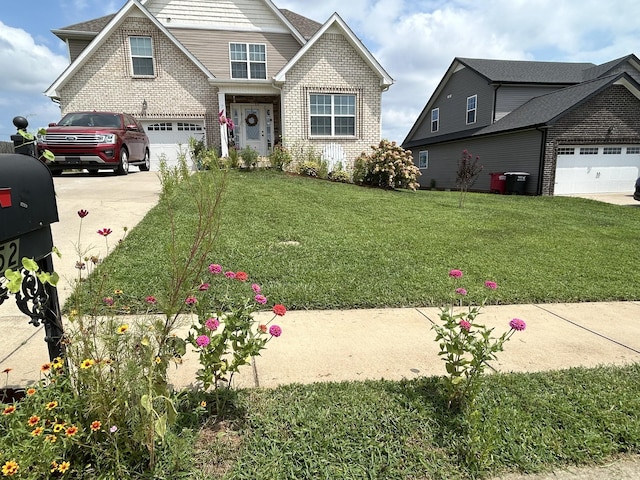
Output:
[
  {"xmin": 554, "ymin": 145, "xmax": 640, "ymax": 194},
  {"xmin": 141, "ymin": 120, "xmax": 205, "ymax": 171}
]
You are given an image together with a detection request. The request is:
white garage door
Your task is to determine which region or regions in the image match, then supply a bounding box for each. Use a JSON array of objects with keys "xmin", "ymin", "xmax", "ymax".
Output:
[
  {"xmin": 555, "ymin": 145, "xmax": 640, "ymax": 194},
  {"xmin": 141, "ymin": 120, "xmax": 205, "ymax": 171}
]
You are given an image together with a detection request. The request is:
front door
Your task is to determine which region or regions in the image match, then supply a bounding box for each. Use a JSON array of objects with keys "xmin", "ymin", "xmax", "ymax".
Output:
[{"xmin": 231, "ymin": 104, "xmax": 271, "ymax": 155}]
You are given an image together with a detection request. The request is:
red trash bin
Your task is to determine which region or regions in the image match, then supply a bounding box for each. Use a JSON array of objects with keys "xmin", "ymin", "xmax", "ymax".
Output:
[{"xmin": 489, "ymin": 172, "xmax": 506, "ymax": 194}]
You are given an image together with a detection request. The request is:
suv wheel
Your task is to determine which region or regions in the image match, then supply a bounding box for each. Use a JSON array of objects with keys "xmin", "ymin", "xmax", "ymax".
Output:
[
  {"xmin": 116, "ymin": 148, "xmax": 129, "ymax": 176},
  {"xmin": 139, "ymin": 149, "xmax": 150, "ymax": 171}
]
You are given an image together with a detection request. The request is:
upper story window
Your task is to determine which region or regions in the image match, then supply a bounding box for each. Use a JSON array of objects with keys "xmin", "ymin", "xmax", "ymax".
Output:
[
  {"xmin": 310, "ymin": 94, "xmax": 356, "ymax": 137},
  {"xmin": 230, "ymin": 43, "xmax": 267, "ymax": 79},
  {"xmin": 129, "ymin": 36, "xmax": 154, "ymax": 76},
  {"xmin": 466, "ymin": 95, "xmax": 477, "ymax": 124},
  {"xmin": 431, "ymin": 108, "xmax": 439, "ymax": 133},
  {"xmin": 418, "ymin": 150, "xmax": 428, "ymax": 168}
]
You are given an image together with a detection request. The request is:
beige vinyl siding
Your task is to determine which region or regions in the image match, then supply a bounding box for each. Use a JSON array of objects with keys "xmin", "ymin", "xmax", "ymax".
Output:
[
  {"xmin": 146, "ymin": 0, "xmax": 289, "ymax": 32},
  {"xmin": 170, "ymin": 29, "xmax": 300, "ymax": 78}
]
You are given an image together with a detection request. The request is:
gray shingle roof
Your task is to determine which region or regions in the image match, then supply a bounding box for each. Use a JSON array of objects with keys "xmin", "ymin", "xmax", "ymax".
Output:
[
  {"xmin": 55, "ymin": 14, "xmax": 115, "ymax": 34},
  {"xmin": 457, "ymin": 57, "xmax": 595, "ymax": 84},
  {"xmin": 279, "ymin": 9, "xmax": 322, "ymax": 40}
]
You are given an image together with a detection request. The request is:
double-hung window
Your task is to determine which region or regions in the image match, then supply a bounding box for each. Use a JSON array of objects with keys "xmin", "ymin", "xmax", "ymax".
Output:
[
  {"xmin": 230, "ymin": 43, "xmax": 267, "ymax": 79},
  {"xmin": 431, "ymin": 108, "xmax": 439, "ymax": 132},
  {"xmin": 418, "ymin": 150, "xmax": 428, "ymax": 168},
  {"xmin": 466, "ymin": 95, "xmax": 477, "ymax": 124},
  {"xmin": 310, "ymin": 94, "xmax": 356, "ymax": 136},
  {"xmin": 129, "ymin": 36, "xmax": 154, "ymax": 76}
]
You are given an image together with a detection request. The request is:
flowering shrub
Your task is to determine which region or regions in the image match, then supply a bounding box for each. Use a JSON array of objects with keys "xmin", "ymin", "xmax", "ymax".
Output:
[
  {"xmin": 432, "ymin": 269, "xmax": 526, "ymax": 411},
  {"xmin": 269, "ymin": 144, "xmax": 292, "ymax": 171},
  {"xmin": 353, "ymin": 139, "xmax": 421, "ymax": 190},
  {"xmin": 297, "ymin": 160, "xmax": 321, "ymax": 177},
  {"xmin": 186, "ymin": 264, "xmax": 285, "ymax": 396}
]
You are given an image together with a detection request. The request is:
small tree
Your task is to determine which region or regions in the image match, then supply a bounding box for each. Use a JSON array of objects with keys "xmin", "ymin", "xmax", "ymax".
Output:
[{"xmin": 455, "ymin": 149, "xmax": 483, "ymax": 208}]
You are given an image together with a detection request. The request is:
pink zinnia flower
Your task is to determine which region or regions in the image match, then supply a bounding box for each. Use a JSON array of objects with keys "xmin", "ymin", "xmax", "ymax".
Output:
[
  {"xmin": 208, "ymin": 264, "xmax": 222, "ymax": 274},
  {"xmin": 145, "ymin": 295, "xmax": 157, "ymax": 304},
  {"xmin": 235, "ymin": 271, "xmax": 248, "ymax": 282},
  {"xmin": 77, "ymin": 209, "xmax": 89, "ymax": 218},
  {"xmin": 196, "ymin": 335, "xmax": 211, "ymax": 347},
  {"xmin": 459, "ymin": 320, "xmax": 471, "ymax": 331},
  {"xmin": 199, "ymin": 283, "xmax": 210, "ymax": 291},
  {"xmin": 449, "ymin": 269, "xmax": 463, "ymax": 278},
  {"xmin": 509, "ymin": 318, "xmax": 526, "ymax": 331},
  {"xmin": 224, "ymin": 271, "xmax": 236, "ymax": 279},
  {"xmin": 251, "ymin": 283, "xmax": 261, "ymax": 294},
  {"xmin": 255, "ymin": 294, "xmax": 267, "ymax": 305},
  {"xmin": 103, "ymin": 297, "xmax": 114, "ymax": 306},
  {"xmin": 484, "ymin": 280, "xmax": 498, "ymax": 290},
  {"xmin": 272, "ymin": 304, "xmax": 287, "ymax": 316},
  {"xmin": 258, "ymin": 324, "xmax": 267, "ymax": 333},
  {"xmin": 205, "ymin": 318, "xmax": 220, "ymax": 331},
  {"xmin": 97, "ymin": 228, "xmax": 112, "ymax": 237},
  {"xmin": 269, "ymin": 325, "xmax": 282, "ymax": 337},
  {"xmin": 109, "ymin": 425, "xmax": 118, "ymax": 433},
  {"xmin": 455, "ymin": 288, "xmax": 467, "ymax": 296},
  {"xmin": 185, "ymin": 296, "xmax": 197, "ymax": 306}
]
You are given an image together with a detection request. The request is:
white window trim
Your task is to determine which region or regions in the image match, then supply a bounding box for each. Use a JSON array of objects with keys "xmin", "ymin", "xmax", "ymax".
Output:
[
  {"xmin": 418, "ymin": 150, "xmax": 428, "ymax": 169},
  {"xmin": 466, "ymin": 94, "xmax": 477, "ymax": 125},
  {"xmin": 309, "ymin": 93, "xmax": 357, "ymax": 138},
  {"xmin": 229, "ymin": 42, "xmax": 267, "ymax": 79},
  {"xmin": 431, "ymin": 108, "xmax": 439, "ymax": 133},
  {"xmin": 129, "ymin": 36, "xmax": 155, "ymax": 78}
]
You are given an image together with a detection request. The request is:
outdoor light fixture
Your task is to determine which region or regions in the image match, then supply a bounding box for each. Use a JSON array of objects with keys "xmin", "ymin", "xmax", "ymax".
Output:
[{"xmin": 142, "ymin": 99, "xmax": 148, "ymax": 115}]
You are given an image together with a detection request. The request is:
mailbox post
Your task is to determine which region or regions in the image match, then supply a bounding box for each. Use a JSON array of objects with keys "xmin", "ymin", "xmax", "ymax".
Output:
[{"xmin": 0, "ymin": 117, "xmax": 64, "ymax": 360}]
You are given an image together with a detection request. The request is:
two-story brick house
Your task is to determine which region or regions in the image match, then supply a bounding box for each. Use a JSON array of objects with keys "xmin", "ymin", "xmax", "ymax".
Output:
[
  {"xmin": 402, "ymin": 55, "xmax": 640, "ymax": 195},
  {"xmin": 44, "ymin": 0, "xmax": 393, "ymax": 170}
]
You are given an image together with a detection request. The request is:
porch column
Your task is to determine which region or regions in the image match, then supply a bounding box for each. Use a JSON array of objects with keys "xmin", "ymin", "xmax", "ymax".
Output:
[{"xmin": 218, "ymin": 92, "xmax": 228, "ymax": 157}]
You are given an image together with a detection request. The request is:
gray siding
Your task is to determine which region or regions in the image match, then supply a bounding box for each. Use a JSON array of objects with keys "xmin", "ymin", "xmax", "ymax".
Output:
[
  {"xmin": 169, "ymin": 28, "xmax": 300, "ymax": 78},
  {"xmin": 495, "ymin": 85, "xmax": 560, "ymax": 120},
  {"xmin": 412, "ymin": 129, "xmax": 543, "ymax": 194},
  {"xmin": 68, "ymin": 39, "xmax": 92, "ymax": 62},
  {"xmin": 409, "ymin": 66, "xmax": 495, "ymax": 141}
]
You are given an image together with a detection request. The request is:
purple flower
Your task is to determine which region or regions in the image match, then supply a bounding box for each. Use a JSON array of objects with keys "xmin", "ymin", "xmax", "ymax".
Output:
[
  {"xmin": 455, "ymin": 288, "xmax": 467, "ymax": 296},
  {"xmin": 509, "ymin": 318, "xmax": 526, "ymax": 331},
  {"xmin": 185, "ymin": 296, "xmax": 197, "ymax": 306},
  {"xmin": 208, "ymin": 264, "xmax": 222, "ymax": 274},
  {"xmin": 196, "ymin": 335, "xmax": 211, "ymax": 347},
  {"xmin": 205, "ymin": 318, "xmax": 220, "ymax": 331},
  {"xmin": 103, "ymin": 297, "xmax": 114, "ymax": 306},
  {"xmin": 459, "ymin": 320, "xmax": 471, "ymax": 331},
  {"xmin": 109, "ymin": 425, "xmax": 118, "ymax": 433},
  {"xmin": 269, "ymin": 325, "xmax": 282, "ymax": 337},
  {"xmin": 97, "ymin": 228, "xmax": 112, "ymax": 237},
  {"xmin": 77, "ymin": 209, "xmax": 89, "ymax": 218},
  {"xmin": 449, "ymin": 269, "xmax": 463, "ymax": 278},
  {"xmin": 484, "ymin": 280, "xmax": 498, "ymax": 290},
  {"xmin": 255, "ymin": 294, "xmax": 267, "ymax": 305}
]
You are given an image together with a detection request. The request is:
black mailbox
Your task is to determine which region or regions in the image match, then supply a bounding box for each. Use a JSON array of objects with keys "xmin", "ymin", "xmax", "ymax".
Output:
[{"xmin": 0, "ymin": 153, "xmax": 59, "ymax": 267}]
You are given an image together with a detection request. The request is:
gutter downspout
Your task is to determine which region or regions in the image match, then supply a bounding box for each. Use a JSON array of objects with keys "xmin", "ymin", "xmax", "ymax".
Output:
[{"xmin": 536, "ymin": 126, "xmax": 548, "ymax": 196}]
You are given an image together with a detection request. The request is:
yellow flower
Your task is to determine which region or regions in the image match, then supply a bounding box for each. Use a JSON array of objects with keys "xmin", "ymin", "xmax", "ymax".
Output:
[
  {"xmin": 114, "ymin": 289, "xmax": 123, "ymax": 295},
  {"xmin": 40, "ymin": 362, "xmax": 52, "ymax": 373},
  {"xmin": 65, "ymin": 425, "xmax": 78, "ymax": 437},
  {"xmin": 26, "ymin": 388, "xmax": 36, "ymax": 396},
  {"xmin": 2, "ymin": 405, "xmax": 16, "ymax": 415},
  {"xmin": 155, "ymin": 357, "xmax": 162, "ymax": 364},
  {"xmin": 50, "ymin": 461, "xmax": 58, "ymax": 473},
  {"xmin": 2, "ymin": 460, "xmax": 19, "ymax": 476},
  {"xmin": 52, "ymin": 357, "xmax": 64, "ymax": 370},
  {"xmin": 80, "ymin": 359, "xmax": 95, "ymax": 369},
  {"xmin": 200, "ymin": 401, "xmax": 207, "ymax": 408},
  {"xmin": 117, "ymin": 324, "xmax": 129, "ymax": 334},
  {"xmin": 90, "ymin": 420, "xmax": 101, "ymax": 432},
  {"xmin": 53, "ymin": 422, "xmax": 65, "ymax": 432},
  {"xmin": 58, "ymin": 461, "xmax": 71, "ymax": 473},
  {"xmin": 45, "ymin": 434, "xmax": 57, "ymax": 443},
  {"xmin": 31, "ymin": 426, "xmax": 44, "ymax": 436},
  {"xmin": 27, "ymin": 415, "xmax": 40, "ymax": 427},
  {"xmin": 46, "ymin": 401, "xmax": 58, "ymax": 411}
]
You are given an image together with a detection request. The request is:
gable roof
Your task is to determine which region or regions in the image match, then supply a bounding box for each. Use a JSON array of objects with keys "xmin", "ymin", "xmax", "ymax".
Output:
[
  {"xmin": 45, "ymin": 0, "xmax": 215, "ymax": 100},
  {"xmin": 279, "ymin": 8, "xmax": 322, "ymax": 40},
  {"xmin": 52, "ymin": 14, "xmax": 115, "ymax": 40},
  {"xmin": 274, "ymin": 12, "xmax": 393, "ymax": 88}
]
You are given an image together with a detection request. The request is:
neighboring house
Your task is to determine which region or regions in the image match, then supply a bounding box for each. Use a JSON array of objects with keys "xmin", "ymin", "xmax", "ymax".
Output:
[
  {"xmin": 45, "ymin": 0, "xmax": 393, "ymax": 170},
  {"xmin": 402, "ymin": 55, "xmax": 640, "ymax": 195}
]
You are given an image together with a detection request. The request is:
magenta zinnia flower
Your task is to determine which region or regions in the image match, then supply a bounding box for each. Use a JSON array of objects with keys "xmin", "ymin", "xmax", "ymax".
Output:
[
  {"xmin": 224, "ymin": 271, "xmax": 236, "ymax": 279},
  {"xmin": 196, "ymin": 335, "xmax": 211, "ymax": 347},
  {"xmin": 449, "ymin": 269, "xmax": 463, "ymax": 278},
  {"xmin": 269, "ymin": 325, "xmax": 282, "ymax": 337},
  {"xmin": 205, "ymin": 318, "xmax": 220, "ymax": 331},
  {"xmin": 459, "ymin": 320, "xmax": 471, "ymax": 331},
  {"xmin": 509, "ymin": 318, "xmax": 526, "ymax": 331},
  {"xmin": 97, "ymin": 228, "xmax": 112, "ymax": 237},
  {"xmin": 145, "ymin": 295, "xmax": 157, "ymax": 304},
  {"xmin": 208, "ymin": 264, "xmax": 222, "ymax": 274},
  {"xmin": 484, "ymin": 280, "xmax": 498, "ymax": 290},
  {"xmin": 185, "ymin": 296, "xmax": 197, "ymax": 306},
  {"xmin": 198, "ymin": 283, "xmax": 210, "ymax": 291},
  {"xmin": 251, "ymin": 283, "xmax": 261, "ymax": 293},
  {"xmin": 103, "ymin": 297, "xmax": 114, "ymax": 306},
  {"xmin": 77, "ymin": 209, "xmax": 89, "ymax": 218},
  {"xmin": 255, "ymin": 294, "xmax": 267, "ymax": 305},
  {"xmin": 455, "ymin": 288, "xmax": 467, "ymax": 296}
]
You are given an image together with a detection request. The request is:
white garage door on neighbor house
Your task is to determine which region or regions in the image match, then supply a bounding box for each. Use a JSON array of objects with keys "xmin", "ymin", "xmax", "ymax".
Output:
[
  {"xmin": 555, "ymin": 145, "xmax": 640, "ymax": 195},
  {"xmin": 141, "ymin": 120, "xmax": 205, "ymax": 170}
]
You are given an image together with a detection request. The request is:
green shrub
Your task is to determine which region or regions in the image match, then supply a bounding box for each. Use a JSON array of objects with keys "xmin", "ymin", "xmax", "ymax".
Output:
[
  {"xmin": 269, "ymin": 144, "xmax": 292, "ymax": 171},
  {"xmin": 240, "ymin": 146, "xmax": 259, "ymax": 169},
  {"xmin": 297, "ymin": 161, "xmax": 321, "ymax": 177},
  {"xmin": 354, "ymin": 139, "xmax": 421, "ymax": 190},
  {"xmin": 328, "ymin": 169, "xmax": 351, "ymax": 183}
]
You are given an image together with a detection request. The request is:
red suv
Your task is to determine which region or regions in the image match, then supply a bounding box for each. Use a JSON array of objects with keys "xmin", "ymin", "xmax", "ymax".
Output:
[{"xmin": 37, "ymin": 111, "xmax": 150, "ymax": 175}]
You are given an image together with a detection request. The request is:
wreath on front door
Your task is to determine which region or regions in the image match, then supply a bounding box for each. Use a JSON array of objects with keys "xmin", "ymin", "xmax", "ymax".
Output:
[{"xmin": 245, "ymin": 113, "xmax": 258, "ymax": 127}]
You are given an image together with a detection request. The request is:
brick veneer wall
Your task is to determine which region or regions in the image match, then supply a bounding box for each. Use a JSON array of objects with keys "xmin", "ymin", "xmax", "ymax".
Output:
[
  {"xmin": 541, "ymin": 86, "xmax": 640, "ymax": 195},
  {"xmin": 58, "ymin": 17, "xmax": 220, "ymax": 148},
  {"xmin": 281, "ymin": 32, "xmax": 383, "ymax": 169}
]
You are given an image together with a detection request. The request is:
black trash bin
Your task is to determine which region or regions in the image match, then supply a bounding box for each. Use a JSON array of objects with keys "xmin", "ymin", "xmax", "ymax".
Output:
[{"xmin": 504, "ymin": 172, "xmax": 530, "ymax": 194}]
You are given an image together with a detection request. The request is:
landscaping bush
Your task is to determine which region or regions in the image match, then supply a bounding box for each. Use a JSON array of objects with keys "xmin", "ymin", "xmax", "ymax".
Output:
[
  {"xmin": 354, "ymin": 139, "xmax": 421, "ymax": 190},
  {"xmin": 268, "ymin": 144, "xmax": 292, "ymax": 171}
]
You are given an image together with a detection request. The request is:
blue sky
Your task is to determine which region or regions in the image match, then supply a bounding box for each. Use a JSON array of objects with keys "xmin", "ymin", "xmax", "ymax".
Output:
[{"xmin": 2, "ymin": 0, "xmax": 640, "ymax": 142}]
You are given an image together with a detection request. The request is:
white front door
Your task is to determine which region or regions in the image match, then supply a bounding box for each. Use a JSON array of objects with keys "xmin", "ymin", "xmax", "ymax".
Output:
[{"xmin": 231, "ymin": 104, "xmax": 271, "ymax": 155}]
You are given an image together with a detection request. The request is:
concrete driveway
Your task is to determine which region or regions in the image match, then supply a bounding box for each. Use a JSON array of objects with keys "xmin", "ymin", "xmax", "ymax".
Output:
[{"xmin": 563, "ymin": 192, "xmax": 639, "ymax": 206}]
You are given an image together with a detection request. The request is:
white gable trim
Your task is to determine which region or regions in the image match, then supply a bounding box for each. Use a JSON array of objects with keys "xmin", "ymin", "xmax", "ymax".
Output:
[
  {"xmin": 273, "ymin": 13, "xmax": 393, "ymax": 89},
  {"xmin": 44, "ymin": 0, "xmax": 215, "ymax": 99}
]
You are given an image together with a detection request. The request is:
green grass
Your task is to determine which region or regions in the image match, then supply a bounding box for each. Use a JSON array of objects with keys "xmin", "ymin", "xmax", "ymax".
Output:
[{"xmin": 85, "ymin": 169, "xmax": 640, "ymax": 311}]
